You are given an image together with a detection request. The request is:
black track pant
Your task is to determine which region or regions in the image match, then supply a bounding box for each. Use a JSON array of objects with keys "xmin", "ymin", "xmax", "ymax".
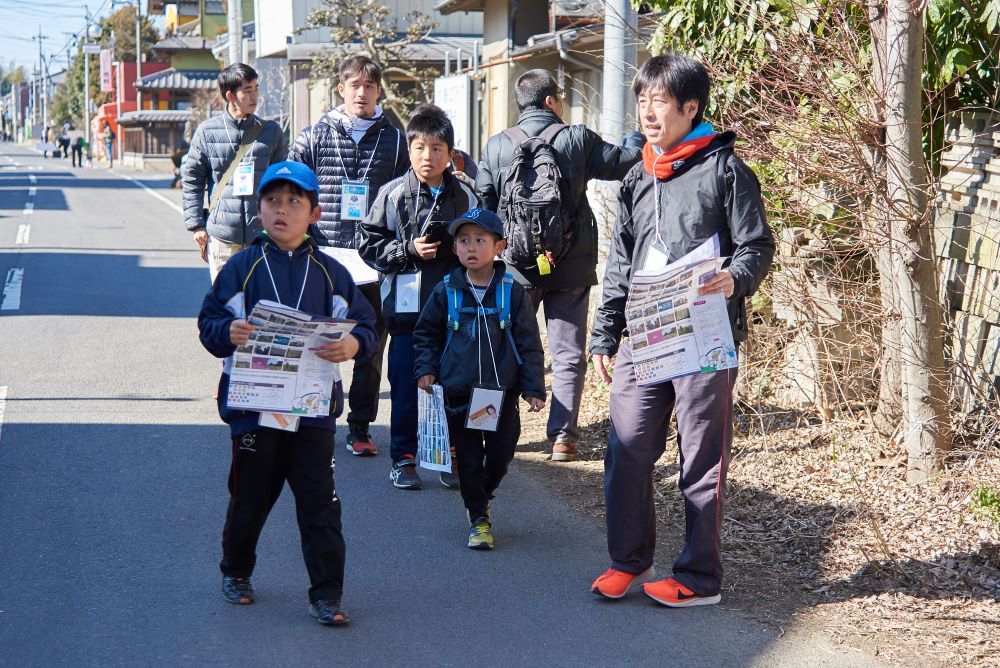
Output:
[
  {"xmin": 447, "ymin": 393, "xmax": 521, "ymax": 521},
  {"xmin": 220, "ymin": 427, "xmax": 345, "ymax": 603}
]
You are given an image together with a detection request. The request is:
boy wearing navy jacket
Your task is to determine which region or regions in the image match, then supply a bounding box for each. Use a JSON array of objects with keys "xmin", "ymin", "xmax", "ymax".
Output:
[
  {"xmin": 413, "ymin": 209, "xmax": 546, "ymax": 550},
  {"xmin": 358, "ymin": 104, "xmax": 479, "ymax": 490},
  {"xmin": 198, "ymin": 161, "xmax": 377, "ymax": 626}
]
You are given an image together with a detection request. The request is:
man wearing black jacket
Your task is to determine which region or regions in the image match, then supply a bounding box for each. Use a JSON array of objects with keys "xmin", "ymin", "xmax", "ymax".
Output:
[
  {"xmin": 589, "ymin": 55, "xmax": 774, "ymax": 607},
  {"xmin": 289, "ymin": 55, "xmax": 410, "ymax": 456},
  {"xmin": 476, "ymin": 69, "xmax": 643, "ymax": 462}
]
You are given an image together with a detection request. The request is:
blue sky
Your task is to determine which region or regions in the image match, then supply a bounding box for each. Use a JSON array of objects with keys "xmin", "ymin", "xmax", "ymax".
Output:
[{"xmin": 0, "ymin": 0, "xmax": 163, "ymax": 77}]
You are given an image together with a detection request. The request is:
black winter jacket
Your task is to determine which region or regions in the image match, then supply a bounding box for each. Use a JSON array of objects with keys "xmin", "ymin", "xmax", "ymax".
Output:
[
  {"xmin": 289, "ymin": 107, "xmax": 410, "ymax": 249},
  {"xmin": 198, "ymin": 233, "xmax": 378, "ymax": 436},
  {"xmin": 590, "ymin": 133, "xmax": 775, "ymax": 356},
  {"xmin": 181, "ymin": 110, "xmax": 288, "ymax": 243},
  {"xmin": 357, "ymin": 169, "xmax": 479, "ymax": 335},
  {"xmin": 475, "ymin": 108, "xmax": 643, "ymax": 290},
  {"xmin": 413, "ymin": 262, "xmax": 546, "ymax": 414}
]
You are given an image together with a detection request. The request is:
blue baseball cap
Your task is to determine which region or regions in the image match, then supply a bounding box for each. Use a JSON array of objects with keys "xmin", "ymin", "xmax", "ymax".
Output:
[
  {"xmin": 257, "ymin": 161, "xmax": 319, "ymax": 196},
  {"xmin": 448, "ymin": 208, "xmax": 504, "ymax": 238}
]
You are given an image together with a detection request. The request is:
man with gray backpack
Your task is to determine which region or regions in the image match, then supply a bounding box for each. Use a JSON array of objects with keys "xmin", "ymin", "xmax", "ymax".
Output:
[{"xmin": 476, "ymin": 69, "xmax": 643, "ymax": 461}]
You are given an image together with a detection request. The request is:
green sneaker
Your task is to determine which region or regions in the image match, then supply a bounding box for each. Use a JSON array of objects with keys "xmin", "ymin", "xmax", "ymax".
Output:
[{"xmin": 467, "ymin": 517, "xmax": 495, "ymax": 550}]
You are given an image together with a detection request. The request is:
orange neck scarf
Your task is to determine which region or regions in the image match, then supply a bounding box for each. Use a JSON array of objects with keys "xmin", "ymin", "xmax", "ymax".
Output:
[{"xmin": 642, "ymin": 134, "xmax": 717, "ymax": 180}]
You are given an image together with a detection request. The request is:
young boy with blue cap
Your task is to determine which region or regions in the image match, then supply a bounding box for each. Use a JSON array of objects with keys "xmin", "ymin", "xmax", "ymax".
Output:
[
  {"xmin": 198, "ymin": 160, "xmax": 378, "ymax": 626},
  {"xmin": 413, "ymin": 208, "xmax": 547, "ymax": 549}
]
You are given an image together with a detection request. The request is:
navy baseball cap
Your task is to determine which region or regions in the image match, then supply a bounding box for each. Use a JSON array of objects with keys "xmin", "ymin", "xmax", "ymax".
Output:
[
  {"xmin": 257, "ymin": 161, "xmax": 319, "ymax": 196},
  {"xmin": 448, "ymin": 208, "xmax": 504, "ymax": 237}
]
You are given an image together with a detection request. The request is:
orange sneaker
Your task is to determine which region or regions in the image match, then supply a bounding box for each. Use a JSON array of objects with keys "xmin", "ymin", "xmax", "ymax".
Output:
[
  {"xmin": 642, "ymin": 577, "xmax": 721, "ymax": 607},
  {"xmin": 590, "ymin": 566, "xmax": 656, "ymax": 599}
]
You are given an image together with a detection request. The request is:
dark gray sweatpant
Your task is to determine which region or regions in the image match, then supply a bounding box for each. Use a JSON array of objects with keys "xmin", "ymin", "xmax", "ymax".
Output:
[
  {"xmin": 525, "ymin": 286, "xmax": 589, "ymax": 444},
  {"xmin": 604, "ymin": 342, "xmax": 737, "ymax": 595}
]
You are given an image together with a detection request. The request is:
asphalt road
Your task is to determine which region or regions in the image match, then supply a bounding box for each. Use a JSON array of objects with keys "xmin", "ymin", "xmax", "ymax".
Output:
[{"xmin": 0, "ymin": 144, "xmax": 878, "ymax": 667}]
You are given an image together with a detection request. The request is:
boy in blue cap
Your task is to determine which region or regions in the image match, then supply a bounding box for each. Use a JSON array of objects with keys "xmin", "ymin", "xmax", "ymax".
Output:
[
  {"xmin": 413, "ymin": 208, "xmax": 547, "ymax": 549},
  {"xmin": 198, "ymin": 160, "xmax": 378, "ymax": 626}
]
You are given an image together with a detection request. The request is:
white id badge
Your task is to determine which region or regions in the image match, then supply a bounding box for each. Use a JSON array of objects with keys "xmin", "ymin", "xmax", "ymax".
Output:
[
  {"xmin": 259, "ymin": 412, "xmax": 300, "ymax": 432},
  {"xmin": 466, "ymin": 384, "xmax": 505, "ymax": 432},
  {"xmin": 643, "ymin": 244, "xmax": 669, "ymax": 271},
  {"xmin": 342, "ymin": 180, "xmax": 369, "ymax": 220},
  {"xmin": 395, "ymin": 272, "xmax": 421, "ymax": 313},
  {"xmin": 233, "ymin": 161, "xmax": 255, "ymax": 196}
]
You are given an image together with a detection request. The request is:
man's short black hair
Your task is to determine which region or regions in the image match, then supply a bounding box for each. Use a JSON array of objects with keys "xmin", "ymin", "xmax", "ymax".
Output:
[
  {"xmin": 258, "ymin": 179, "xmax": 319, "ymax": 210},
  {"xmin": 515, "ymin": 69, "xmax": 560, "ymax": 112},
  {"xmin": 632, "ymin": 54, "xmax": 710, "ymax": 129},
  {"xmin": 338, "ymin": 55, "xmax": 382, "ymax": 88},
  {"xmin": 406, "ymin": 104, "xmax": 455, "ymax": 151},
  {"xmin": 218, "ymin": 63, "xmax": 258, "ymax": 98}
]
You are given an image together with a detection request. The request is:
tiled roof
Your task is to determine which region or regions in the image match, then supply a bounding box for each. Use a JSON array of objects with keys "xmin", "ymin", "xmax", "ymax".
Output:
[
  {"xmin": 117, "ymin": 109, "xmax": 194, "ymax": 125},
  {"xmin": 287, "ymin": 35, "xmax": 480, "ymax": 63},
  {"xmin": 434, "ymin": 0, "xmax": 484, "ymax": 14},
  {"xmin": 152, "ymin": 35, "xmax": 215, "ymax": 52},
  {"xmin": 136, "ymin": 68, "xmax": 218, "ymax": 91}
]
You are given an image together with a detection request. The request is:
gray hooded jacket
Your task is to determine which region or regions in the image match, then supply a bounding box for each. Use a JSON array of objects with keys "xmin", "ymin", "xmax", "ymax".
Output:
[{"xmin": 181, "ymin": 110, "xmax": 288, "ymax": 244}]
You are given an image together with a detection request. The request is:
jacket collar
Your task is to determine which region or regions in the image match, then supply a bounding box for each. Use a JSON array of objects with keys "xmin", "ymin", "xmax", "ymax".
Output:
[
  {"xmin": 641, "ymin": 131, "xmax": 738, "ymax": 183},
  {"xmin": 321, "ymin": 106, "xmax": 390, "ymax": 140},
  {"xmin": 407, "ymin": 168, "xmax": 454, "ymax": 200},
  {"xmin": 224, "ymin": 107, "xmax": 259, "ymax": 130},
  {"xmin": 253, "ymin": 231, "xmax": 317, "ymax": 257},
  {"xmin": 446, "ymin": 260, "xmax": 507, "ymax": 295},
  {"xmin": 517, "ymin": 108, "xmax": 562, "ymax": 126}
]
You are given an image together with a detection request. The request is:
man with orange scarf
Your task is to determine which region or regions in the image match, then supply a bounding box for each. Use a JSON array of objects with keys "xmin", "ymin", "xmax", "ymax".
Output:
[{"xmin": 589, "ymin": 54, "xmax": 775, "ymax": 607}]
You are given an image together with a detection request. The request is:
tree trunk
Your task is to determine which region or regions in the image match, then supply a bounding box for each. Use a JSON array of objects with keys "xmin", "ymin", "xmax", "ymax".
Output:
[
  {"xmin": 883, "ymin": 0, "xmax": 950, "ymax": 483},
  {"xmin": 868, "ymin": 6, "xmax": 903, "ymax": 438}
]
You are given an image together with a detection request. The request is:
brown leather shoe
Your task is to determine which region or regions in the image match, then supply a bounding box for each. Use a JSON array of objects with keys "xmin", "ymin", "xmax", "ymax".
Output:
[{"xmin": 551, "ymin": 441, "xmax": 579, "ymax": 462}]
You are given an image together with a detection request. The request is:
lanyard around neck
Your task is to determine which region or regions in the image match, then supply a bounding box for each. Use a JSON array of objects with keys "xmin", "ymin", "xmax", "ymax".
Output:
[
  {"xmin": 404, "ymin": 181, "xmax": 442, "ymax": 241},
  {"xmin": 465, "ymin": 270, "xmax": 500, "ymax": 385},
  {"xmin": 262, "ymin": 246, "xmax": 309, "ymax": 311},
  {"xmin": 338, "ymin": 126, "xmax": 384, "ymax": 182}
]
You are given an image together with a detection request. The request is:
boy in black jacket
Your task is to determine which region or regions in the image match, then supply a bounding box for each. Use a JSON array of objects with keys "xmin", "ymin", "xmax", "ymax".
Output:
[
  {"xmin": 358, "ymin": 104, "xmax": 479, "ymax": 490},
  {"xmin": 413, "ymin": 208, "xmax": 546, "ymax": 550},
  {"xmin": 198, "ymin": 161, "xmax": 378, "ymax": 626}
]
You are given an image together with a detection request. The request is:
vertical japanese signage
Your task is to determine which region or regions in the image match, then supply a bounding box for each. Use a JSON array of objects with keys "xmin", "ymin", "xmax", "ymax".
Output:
[
  {"xmin": 99, "ymin": 49, "xmax": 113, "ymax": 92},
  {"xmin": 434, "ymin": 74, "xmax": 471, "ymax": 153}
]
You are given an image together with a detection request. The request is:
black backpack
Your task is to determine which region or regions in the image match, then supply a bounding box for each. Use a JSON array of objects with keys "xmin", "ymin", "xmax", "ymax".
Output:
[{"xmin": 498, "ymin": 124, "xmax": 572, "ymax": 269}]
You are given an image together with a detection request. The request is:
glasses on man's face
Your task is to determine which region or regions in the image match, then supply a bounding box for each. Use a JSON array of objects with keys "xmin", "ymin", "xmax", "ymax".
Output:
[{"xmin": 558, "ymin": 89, "xmax": 567, "ymax": 100}]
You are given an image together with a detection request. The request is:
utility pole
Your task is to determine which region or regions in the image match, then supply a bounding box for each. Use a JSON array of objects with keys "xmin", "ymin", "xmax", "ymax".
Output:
[
  {"xmin": 135, "ymin": 0, "xmax": 142, "ymax": 112},
  {"xmin": 592, "ymin": 0, "xmax": 637, "ymax": 267},
  {"xmin": 228, "ymin": 0, "xmax": 243, "ymax": 65}
]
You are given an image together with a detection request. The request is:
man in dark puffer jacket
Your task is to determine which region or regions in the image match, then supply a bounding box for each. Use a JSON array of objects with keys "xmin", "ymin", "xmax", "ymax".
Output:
[
  {"xmin": 289, "ymin": 55, "xmax": 409, "ymax": 456},
  {"xmin": 183, "ymin": 63, "xmax": 288, "ymax": 283},
  {"xmin": 476, "ymin": 69, "xmax": 643, "ymax": 463}
]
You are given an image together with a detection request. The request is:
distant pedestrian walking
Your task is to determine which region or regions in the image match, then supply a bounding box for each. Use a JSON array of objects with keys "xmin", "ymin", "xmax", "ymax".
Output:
[{"xmin": 101, "ymin": 124, "xmax": 115, "ymax": 168}]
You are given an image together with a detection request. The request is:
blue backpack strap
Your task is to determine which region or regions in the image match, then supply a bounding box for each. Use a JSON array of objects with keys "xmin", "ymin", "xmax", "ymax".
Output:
[
  {"xmin": 496, "ymin": 273, "xmax": 522, "ymax": 365},
  {"xmin": 443, "ymin": 277, "xmax": 463, "ymax": 353}
]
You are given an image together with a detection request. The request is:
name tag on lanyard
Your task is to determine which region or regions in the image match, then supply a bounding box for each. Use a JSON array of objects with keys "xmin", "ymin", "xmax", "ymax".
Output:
[
  {"xmin": 233, "ymin": 160, "xmax": 255, "ymax": 196},
  {"xmin": 342, "ymin": 179, "xmax": 369, "ymax": 220}
]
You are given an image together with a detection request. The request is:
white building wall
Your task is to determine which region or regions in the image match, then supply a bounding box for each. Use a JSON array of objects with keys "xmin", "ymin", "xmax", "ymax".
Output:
[{"xmin": 256, "ymin": 0, "xmax": 482, "ymax": 59}]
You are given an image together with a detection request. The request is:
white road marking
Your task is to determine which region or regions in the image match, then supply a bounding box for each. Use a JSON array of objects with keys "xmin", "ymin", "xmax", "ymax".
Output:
[
  {"xmin": 27, "ymin": 186, "xmax": 36, "ymax": 197},
  {"xmin": 0, "ymin": 386, "xmax": 7, "ymax": 445},
  {"xmin": 22, "ymin": 202, "xmax": 33, "ymax": 215},
  {"xmin": 29, "ymin": 174, "xmax": 36, "ymax": 183},
  {"xmin": 1, "ymin": 268, "xmax": 24, "ymax": 310},
  {"xmin": 15, "ymin": 224, "xmax": 30, "ymax": 245},
  {"xmin": 118, "ymin": 173, "xmax": 183, "ymax": 214}
]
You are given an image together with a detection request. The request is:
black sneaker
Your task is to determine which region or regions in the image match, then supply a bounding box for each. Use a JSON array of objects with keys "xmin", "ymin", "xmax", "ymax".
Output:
[
  {"xmin": 439, "ymin": 448, "xmax": 459, "ymax": 488},
  {"xmin": 308, "ymin": 599, "xmax": 349, "ymax": 626},
  {"xmin": 222, "ymin": 576, "xmax": 255, "ymax": 605},
  {"xmin": 389, "ymin": 455, "xmax": 422, "ymax": 489}
]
